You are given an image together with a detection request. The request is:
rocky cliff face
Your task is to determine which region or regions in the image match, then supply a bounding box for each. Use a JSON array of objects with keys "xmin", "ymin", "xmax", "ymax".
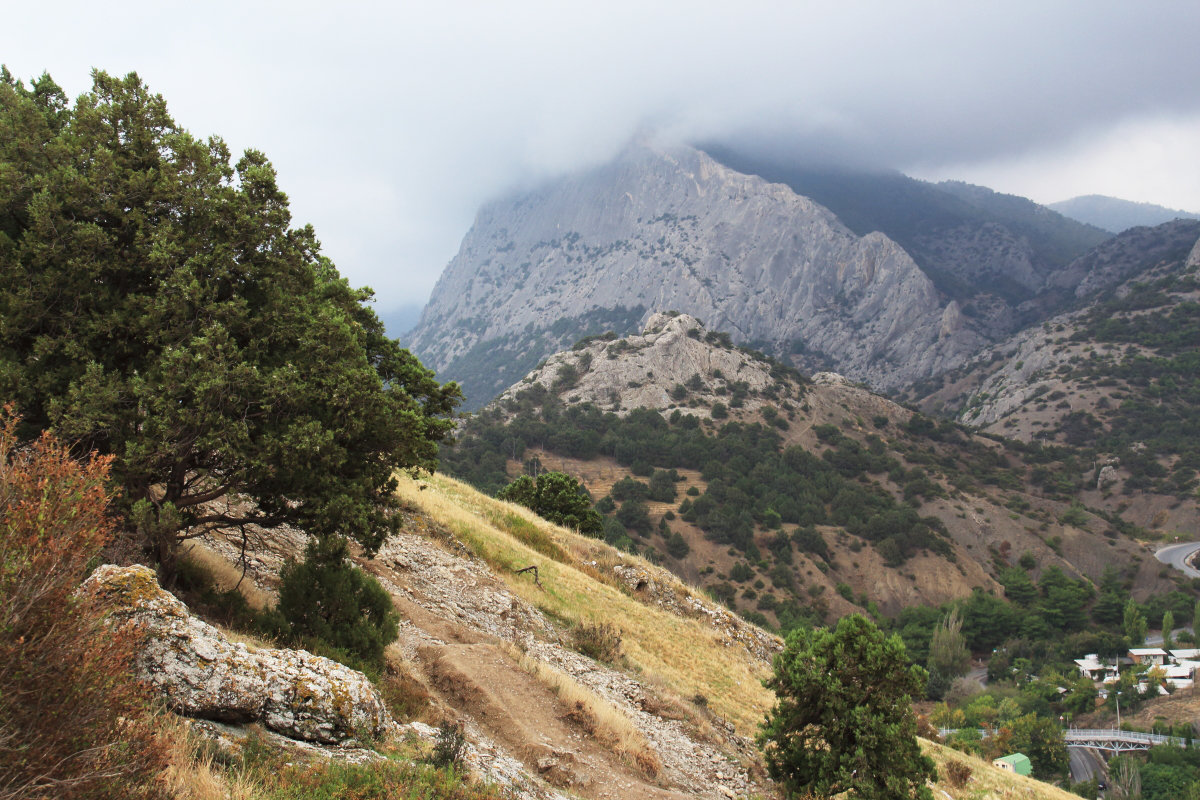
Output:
[
  {"xmin": 407, "ymin": 142, "xmax": 986, "ymax": 407},
  {"xmin": 699, "ymin": 148, "xmax": 1111, "ymax": 335}
]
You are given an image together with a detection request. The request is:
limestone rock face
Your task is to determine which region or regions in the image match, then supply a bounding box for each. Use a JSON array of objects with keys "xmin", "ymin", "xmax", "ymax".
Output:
[
  {"xmin": 496, "ymin": 312, "xmax": 781, "ymax": 417},
  {"xmin": 1188, "ymin": 234, "xmax": 1200, "ymax": 270},
  {"xmin": 79, "ymin": 564, "xmax": 391, "ymax": 745},
  {"xmin": 407, "ymin": 141, "xmax": 986, "ymax": 406}
]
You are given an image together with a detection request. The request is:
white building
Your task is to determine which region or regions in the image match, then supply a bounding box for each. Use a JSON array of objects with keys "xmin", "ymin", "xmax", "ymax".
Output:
[
  {"xmin": 1075, "ymin": 654, "xmax": 1118, "ymax": 682},
  {"xmin": 1129, "ymin": 648, "xmax": 1168, "ymax": 666}
]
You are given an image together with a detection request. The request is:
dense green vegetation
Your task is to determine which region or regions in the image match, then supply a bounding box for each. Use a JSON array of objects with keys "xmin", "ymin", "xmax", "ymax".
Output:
[
  {"xmin": 0, "ymin": 70, "xmax": 459, "ymax": 579},
  {"xmin": 444, "ymin": 386, "xmax": 952, "ymax": 572},
  {"xmin": 271, "ymin": 536, "xmax": 400, "ymax": 670},
  {"xmin": 901, "ymin": 558, "xmax": 1200, "ymax": 781},
  {"xmin": 496, "ymin": 470, "xmax": 603, "ymax": 536}
]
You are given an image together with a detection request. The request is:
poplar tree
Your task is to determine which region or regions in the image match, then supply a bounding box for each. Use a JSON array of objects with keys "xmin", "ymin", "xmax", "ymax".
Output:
[
  {"xmin": 926, "ymin": 607, "xmax": 971, "ymax": 700},
  {"xmin": 1123, "ymin": 599, "xmax": 1147, "ymax": 646}
]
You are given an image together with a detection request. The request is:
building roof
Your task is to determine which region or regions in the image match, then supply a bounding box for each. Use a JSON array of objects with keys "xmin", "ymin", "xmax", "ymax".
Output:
[
  {"xmin": 1129, "ymin": 648, "xmax": 1168, "ymax": 657},
  {"xmin": 995, "ymin": 753, "xmax": 1032, "ymax": 774},
  {"xmin": 1170, "ymin": 649, "xmax": 1200, "ymax": 660}
]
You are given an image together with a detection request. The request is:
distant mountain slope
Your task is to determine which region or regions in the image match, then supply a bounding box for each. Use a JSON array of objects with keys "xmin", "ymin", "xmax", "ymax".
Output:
[
  {"xmin": 1050, "ymin": 194, "xmax": 1200, "ymax": 233},
  {"xmin": 445, "ymin": 312, "xmax": 1179, "ymax": 624},
  {"xmin": 406, "ymin": 141, "xmax": 985, "ymax": 408},
  {"xmin": 911, "ymin": 222, "xmax": 1200, "ymax": 538},
  {"xmin": 702, "ymin": 146, "xmax": 1111, "ymax": 332}
]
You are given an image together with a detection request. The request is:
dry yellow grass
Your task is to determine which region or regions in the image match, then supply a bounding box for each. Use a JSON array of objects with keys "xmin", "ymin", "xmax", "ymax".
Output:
[
  {"xmin": 396, "ymin": 472, "xmax": 775, "ymax": 734},
  {"xmin": 157, "ymin": 715, "xmax": 261, "ymax": 800},
  {"xmin": 923, "ymin": 740, "xmax": 1083, "ymax": 800},
  {"xmin": 181, "ymin": 541, "xmax": 275, "ymax": 610},
  {"xmin": 510, "ymin": 645, "xmax": 661, "ymax": 777}
]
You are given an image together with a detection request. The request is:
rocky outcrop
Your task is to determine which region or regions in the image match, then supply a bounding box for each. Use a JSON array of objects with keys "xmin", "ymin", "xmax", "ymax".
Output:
[
  {"xmin": 79, "ymin": 564, "xmax": 391, "ymax": 745},
  {"xmin": 407, "ymin": 141, "xmax": 987, "ymax": 407},
  {"xmin": 609, "ymin": 563, "xmax": 781, "ymax": 664},
  {"xmin": 496, "ymin": 312, "xmax": 789, "ymax": 417},
  {"xmin": 950, "ymin": 225, "xmax": 1200, "ymax": 431}
]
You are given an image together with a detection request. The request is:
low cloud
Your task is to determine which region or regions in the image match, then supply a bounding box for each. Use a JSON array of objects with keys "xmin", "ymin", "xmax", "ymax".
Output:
[{"xmin": 4, "ymin": 1, "xmax": 1198, "ymax": 308}]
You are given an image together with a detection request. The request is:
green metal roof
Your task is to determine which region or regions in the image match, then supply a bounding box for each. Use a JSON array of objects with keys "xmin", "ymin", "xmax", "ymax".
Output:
[{"xmin": 995, "ymin": 753, "xmax": 1032, "ymax": 775}]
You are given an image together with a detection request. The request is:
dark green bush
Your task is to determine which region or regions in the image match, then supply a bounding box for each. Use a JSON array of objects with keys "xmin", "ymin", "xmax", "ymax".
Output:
[{"xmin": 275, "ymin": 536, "xmax": 399, "ymax": 670}]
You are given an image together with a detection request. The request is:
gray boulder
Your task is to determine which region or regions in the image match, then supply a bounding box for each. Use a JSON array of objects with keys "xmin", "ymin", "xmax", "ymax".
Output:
[{"xmin": 79, "ymin": 564, "xmax": 391, "ymax": 745}]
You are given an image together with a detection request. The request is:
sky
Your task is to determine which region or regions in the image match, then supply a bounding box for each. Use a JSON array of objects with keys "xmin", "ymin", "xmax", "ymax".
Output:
[{"xmin": 4, "ymin": 1, "xmax": 1199, "ymax": 316}]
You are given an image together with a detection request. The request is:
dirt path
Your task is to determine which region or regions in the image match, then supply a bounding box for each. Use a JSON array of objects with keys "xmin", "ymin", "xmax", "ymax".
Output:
[{"xmin": 421, "ymin": 642, "xmax": 692, "ymax": 800}]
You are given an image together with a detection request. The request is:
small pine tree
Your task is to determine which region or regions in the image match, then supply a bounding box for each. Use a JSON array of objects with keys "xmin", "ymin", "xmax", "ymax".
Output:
[
  {"xmin": 275, "ymin": 536, "xmax": 399, "ymax": 669},
  {"xmin": 665, "ymin": 531, "xmax": 690, "ymax": 559}
]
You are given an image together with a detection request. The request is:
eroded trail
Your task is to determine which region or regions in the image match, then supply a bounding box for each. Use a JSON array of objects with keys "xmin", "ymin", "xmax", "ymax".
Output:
[{"xmin": 421, "ymin": 642, "xmax": 691, "ymax": 800}]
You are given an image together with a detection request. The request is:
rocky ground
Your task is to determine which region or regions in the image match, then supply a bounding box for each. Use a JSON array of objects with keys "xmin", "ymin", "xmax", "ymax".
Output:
[{"xmin": 175, "ymin": 502, "xmax": 778, "ymax": 800}]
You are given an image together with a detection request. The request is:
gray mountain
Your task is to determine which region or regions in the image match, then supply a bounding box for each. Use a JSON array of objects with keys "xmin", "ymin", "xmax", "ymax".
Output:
[
  {"xmin": 406, "ymin": 142, "xmax": 987, "ymax": 408},
  {"xmin": 1049, "ymin": 194, "xmax": 1200, "ymax": 234},
  {"xmin": 701, "ymin": 146, "xmax": 1111, "ymax": 334}
]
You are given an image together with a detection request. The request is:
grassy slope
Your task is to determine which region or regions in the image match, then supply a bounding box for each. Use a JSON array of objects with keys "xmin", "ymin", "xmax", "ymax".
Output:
[
  {"xmin": 395, "ymin": 471, "xmax": 775, "ymax": 733},
  {"xmin": 396, "ymin": 471, "xmax": 1086, "ymax": 800}
]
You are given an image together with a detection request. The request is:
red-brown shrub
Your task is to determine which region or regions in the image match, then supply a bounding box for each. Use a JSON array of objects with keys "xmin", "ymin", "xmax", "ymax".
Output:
[
  {"xmin": 943, "ymin": 759, "xmax": 973, "ymax": 788},
  {"xmin": 0, "ymin": 407, "xmax": 167, "ymax": 800}
]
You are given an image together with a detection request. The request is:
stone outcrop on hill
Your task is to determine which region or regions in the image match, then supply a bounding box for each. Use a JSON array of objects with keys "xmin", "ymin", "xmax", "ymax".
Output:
[
  {"xmin": 496, "ymin": 312, "xmax": 786, "ymax": 417},
  {"xmin": 930, "ymin": 224, "xmax": 1200, "ymax": 432},
  {"xmin": 79, "ymin": 564, "xmax": 391, "ymax": 745},
  {"xmin": 407, "ymin": 141, "xmax": 987, "ymax": 407}
]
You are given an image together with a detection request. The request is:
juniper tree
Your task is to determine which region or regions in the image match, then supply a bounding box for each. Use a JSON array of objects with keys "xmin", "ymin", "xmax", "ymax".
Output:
[
  {"xmin": 0, "ymin": 70, "xmax": 460, "ymax": 578},
  {"xmin": 759, "ymin": 614, "xmax": 936, "ymax": 799}
]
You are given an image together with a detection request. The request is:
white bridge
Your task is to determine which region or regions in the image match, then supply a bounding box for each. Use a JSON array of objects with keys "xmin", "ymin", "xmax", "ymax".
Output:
[
  {"xmin": 940, "ymin": 728, "xmax": 1192, "ymax": 754},
  {"xmin": 1063, "ymin": 728, "xmax": 1191, "ymax": 753}
]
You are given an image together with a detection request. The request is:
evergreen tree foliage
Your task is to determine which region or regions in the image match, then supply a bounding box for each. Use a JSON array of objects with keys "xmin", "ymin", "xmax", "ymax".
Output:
[
  {"xmin": 275, "ymin": 536, "xmax": 399, "ymax": 669},
  {"xmin": 1124, "ymin": 598, "xmax": 1148, "ymax": 645},
  {"xmin": 497, "ymin": 471, "xmax": 603, "ymax": 536},
  {"xmin": 1162, "ymin": 610, "xmax": 1175, "ymax": 649},
  {"xmin": 759, "ymin": 614, "xmax": 935, "ymax": 799},
  {"xmin": 0, "ymin": 70, "xmax": 460, "ymax": 577}
]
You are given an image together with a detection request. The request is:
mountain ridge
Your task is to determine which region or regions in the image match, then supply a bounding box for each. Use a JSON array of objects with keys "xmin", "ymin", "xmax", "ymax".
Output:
[
  {"xmin": 407, "ymin": 142, "xmax": 986, "ymax": 408},
  {"xmin": 1050, "ymin": 194, "xmax": 1200, "ymax": 233}
]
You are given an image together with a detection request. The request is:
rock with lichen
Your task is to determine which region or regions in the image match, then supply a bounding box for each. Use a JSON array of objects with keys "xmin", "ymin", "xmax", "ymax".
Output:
[{"xmin": 78, "ymin": 563, "xmax": 391, "ymax": 745}]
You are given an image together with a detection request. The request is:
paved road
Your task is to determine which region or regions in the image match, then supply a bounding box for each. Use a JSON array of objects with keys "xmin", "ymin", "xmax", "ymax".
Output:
[
  {"xmin": 1068, "ymin": 747, "xmax": 1106, "ymax": 786},
  {"xmin": 1155, "ymin": 542, "xmax": 1200, "ymax": 578},
  {"xmin": 1144, "ymin": 627, "xmax": 1192, "ymax": 647}
]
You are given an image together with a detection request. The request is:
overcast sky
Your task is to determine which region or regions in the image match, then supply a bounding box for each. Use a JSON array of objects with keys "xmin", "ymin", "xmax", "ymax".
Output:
[{"xmin": 5, "ymin": 1, "xmax": 1199, "ymax": 314}]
